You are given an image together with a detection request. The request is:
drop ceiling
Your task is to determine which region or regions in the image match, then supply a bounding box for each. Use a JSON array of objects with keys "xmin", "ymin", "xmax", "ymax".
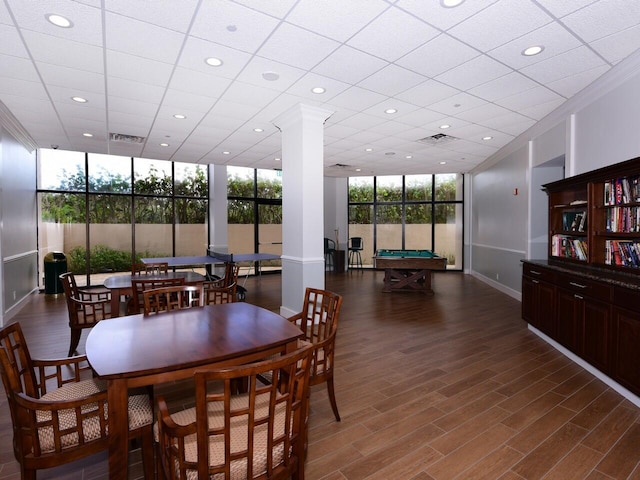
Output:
[{"xmin": 1, "ymin": 0, "xmax": 639, "ymax": 177}]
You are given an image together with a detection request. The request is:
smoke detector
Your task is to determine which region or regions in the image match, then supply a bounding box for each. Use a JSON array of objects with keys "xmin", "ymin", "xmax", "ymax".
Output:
[
  {"xmin": 417, "ymin": 133, "xmax": 458, "ymax": 146},
  {"xmin": 109, "ymin": 133, "xmax": 145, "ymax": 144}
]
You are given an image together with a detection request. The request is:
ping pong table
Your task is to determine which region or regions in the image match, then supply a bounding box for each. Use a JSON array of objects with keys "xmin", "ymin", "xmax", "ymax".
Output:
[{"xmin": 141, "ymin": 251, "xmax": 280, "ymax": 300}]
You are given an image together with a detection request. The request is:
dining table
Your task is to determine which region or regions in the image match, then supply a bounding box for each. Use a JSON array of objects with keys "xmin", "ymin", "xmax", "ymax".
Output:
[
  {"xmin": 103, "ymin": 271, "xmax": 205, "ymax": 317},
  {"xmin": 85, "ymin": 302, "xmax": 304, "ymax": 480}
]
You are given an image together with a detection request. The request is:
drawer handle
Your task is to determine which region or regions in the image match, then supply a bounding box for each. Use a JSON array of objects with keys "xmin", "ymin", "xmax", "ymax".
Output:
[
  {"xmin": 529, "ymin": 270, "xmax": 542, "ymax": 275},
  {"xmin": 569, "ymin": 282, "xmax": 587, "ymax": 289},
  {"xmin": 574, "ymin": 294, "xmax": 584, "ymax": 300},
  {"xmin": 532, "ymin": 279, "xmax": 539, "ymax": 284}
]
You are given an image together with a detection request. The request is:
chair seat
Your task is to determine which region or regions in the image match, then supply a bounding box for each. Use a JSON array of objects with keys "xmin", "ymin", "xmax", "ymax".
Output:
[
  {"xmin": 158, "ymin": 392, "xmax": 287, "ymax": 480},
  {"xmin": 38, "ymin": 379, "xmax": 153, "ymax": 453}
]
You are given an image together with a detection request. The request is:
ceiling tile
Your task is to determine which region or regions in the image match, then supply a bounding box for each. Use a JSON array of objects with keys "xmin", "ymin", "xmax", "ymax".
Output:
[
  {"xmin": 534, "ymin": 0, "xmax": 599, "ymax": 18},
  {"xmin": 347, "ymin": 7, "xmax": 439, "ymax": 62},
  {"xmin": 104, "ymin": 0, "xmax": 199, "ymax": 31},
  {"xmin": 561, "ymin": 0, "xmax": 640, "ymax": 42},
  {"xmin": 394, "ymin": 108, "xmax": 446, "ymax": 128},
  {"xmin": 285, "ymin": 0, "xmax": 389, "ymax": 43},
  {"xmin": 453, "ymin": 103, "xmax": 514, "ymax": 124},
  {"xmin": 519, "ymin": 98, "xmax": 566, "ymax": 120},
  {"xmin": 106, "ymin": 51, "xmax": 173, "ymax": 86},
  {"xmin": 520, "ymin": 45, "xmax": 607, "ymax": 84},
  {"xmin": 105, "ymin": 12, "xmax": 184, "ymax": 64},
  {"xmin": 495, "ymin": 85, "xmax": 563, "ymax": 111},
  {"xmin": 357, "ymin": 64, "xmax": 427, "ymax": 97},
  {"xmin": 38, "ymin": 63, "xmax": 105, "ymax": 94},
  {"xmin": 169, "ymin": 67, "xmax": 233, "ymax": 99},
  {"xmin": 235, "ymin": 56, "xmax": 306, "ymax": 90},
  {"xmin": 396, "ymin": 33, "xmax": 480, "ymax": 77},
  {"xmin": 313, "ymin": 45, "xmax": 387, "ymax": 84},
  {"xmin": 396, "ymin": 0, "xmax": 500, "ymax": 31},
  {"xmin": 232, "ymin": 0, "xmax": 299, "ymax": 19},
  {"xmin": 325, "ymin": 86, "xmax": 386, "ymax": 112},
  {"xmin": 107, "ymin": 77, "xmax": 165, "ymax": 104},
  {"xmin": 448, "ymin": 0, "xmax": 553, "ymax": 51},
  {"xmin": 0, "ymin": 24, "xmax": 29, "ymax": 57},
  {"xmin": 0, "ymin": 54, "xmax": 40, "ymax": 82},
  {"xmin": 545, "ymin": 64, "xmax": 610, "ymax": 98},
  {"xmin": 427, "ymin": 92, "xmax": 488, "ymax": 115},
  {"xmin": 178, "ymin": 36, "xmax": 253, "ymax": 79},
  {"xmin": 469, "ymin": 71, "xmax": 539, "ymax": 102},
  {"xmin": 190, "ymin": 0, "xmax": 280, "ymax": 53},
  {"xmin": 591, "ymin": 24, "xmax": 640, "ymax": 64},
  {"xmin": 284, "ymin": 72, "xmax": 351, "ymax": 101},
  {"xmin": 395, "ymin": 79, "xmax": 460, "ymax": 108},
  {"xmin": 435, "ymin": 55, "xmax": 512, "ymax": 91},
  {"xmin": 23, "ymin": 30, "xmax": 103, "ymax": 73},
  {"xmin": 257, "ymin": 22, "xmax": 339, "ymax": 70}
]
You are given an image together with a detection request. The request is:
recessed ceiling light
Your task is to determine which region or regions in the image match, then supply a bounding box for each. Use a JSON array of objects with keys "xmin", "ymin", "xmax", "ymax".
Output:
[
  {"xmin": 205, "ymin": 57, "xmax": 223, "ymax": 67},
  {"xmin": 385, "ymin": 108, "xmax": 397, "ymax": 114},
  {"xmin": 522, "ymin": 45, "xmax": 544, "ymax": 56},
  {"xmin": 160, "ymin": 143, "xmax": 170, "ymax": 147},
  {"xmin": 254, "ymin": 128, "xmax": 264, "ymax": 133},
  {"xmin": 173, "ymin": 114, "xmax": 186, "ymax": 119},
  {"xmin": 82, "ymin": 132, "xmax": 93, "ymax": 137},
  {"xmin": 274, "ymin": 157, "xmax": 281, "ymax": 161},
  {"xmin": 440, "ymin": 161, "xmax": 447, "ymax": 165},
  {"xmin": 262, "ymin": 71, "xmax": 279, "ymax": 81},
  {"xmin": 405, "ymin": 155, "xmax": 413, "ymax": 159},
  {"xmin": 46, "ymin": 14, "xmax": 73, "ymax": 28},
  {"xmin": 311, "ymin": 87, "xmax": 326, "ymax": 94},
  {"xmin": 71, "ymin": 96, "xmax": 87, "ymax": 103},
  {"xmin": 355, "ymin": 168, "xmax": 362, "ymax": 172},
  {"xmin": 483, "ymin": 136, "xmax": 493, "ymax": 140},
  {"xmin": 365, "ymin": 148, "xmax": 373, "ymax": 152},
  {"xmin": 440, "ymin": 124, "xmax": 451, "ymax": 129},
  {"xmin": 222, "ymin": 151, "xmax": 230, "ymax": 155},
  {"xmin": 440, "ymin": 0, "xmax": 465, "ymax": 7}
]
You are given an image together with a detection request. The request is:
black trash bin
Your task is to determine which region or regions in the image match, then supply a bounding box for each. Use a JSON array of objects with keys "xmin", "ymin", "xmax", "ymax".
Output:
[{"xmin": 44, "ymin": 252, "xmax": 67, "ymax": 295}]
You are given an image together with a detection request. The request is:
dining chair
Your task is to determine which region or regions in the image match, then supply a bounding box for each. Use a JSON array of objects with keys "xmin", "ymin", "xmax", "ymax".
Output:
[
  {"xmin": 129, "ymin": 277, "xmax": 186, "ymax": 314},
  {"xmin": 132, "ymin": 262, "xmax": 169, "ymax": 275},
  {"xmin": 288, "ymin": 287, "xmax": 344, "ymax": 421},
  {"xmin": 0, "ymin": 322, "xmax": 154, "ymax": 480},
  {"xmin": 202, "ymin": 281, "xmax": 238, "ymax": 305},
  {"xmin": 155, "ymin": 343, "xmax": 313, "ymax": 480},
  {"xmin": 59, "ymin": 272, "xmax": 112, "ymax": 356},
  {"xmin": 324, "ymin": 238, "xmax": 336, "ymax": 271},
  {"xmin": 142, "ymin": 285, "xmax": 203, "ymax": 315}
]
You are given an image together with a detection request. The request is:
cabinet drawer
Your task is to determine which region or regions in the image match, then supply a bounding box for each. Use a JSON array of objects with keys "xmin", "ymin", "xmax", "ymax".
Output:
[
  {"xmin": 613, "ymin": 286, "xmax": 640, "ymax": 312},
  {"xmin": 523, "ymin": 263, "xmax": 555, "ymax": 283},
  {"xmin": 556, "ymin": 274, "xmax": 612, "ymax": 302}
]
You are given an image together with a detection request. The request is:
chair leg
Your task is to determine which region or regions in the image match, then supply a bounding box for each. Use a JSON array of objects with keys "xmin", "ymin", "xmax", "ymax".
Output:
[
  {"xmin": 326, "ymin": 377, "xmax": 341, "ymax": 421},
  {"xmin": 140, "ymin": 426, "xmax": 155, "ymax": 480},
  {"xmin": 21, "ymin": 466, "xmax": 36, "ymax": 480},
  {"xmin": 68, "ymin": 329, "xmax": 81, "ymax": 356}
]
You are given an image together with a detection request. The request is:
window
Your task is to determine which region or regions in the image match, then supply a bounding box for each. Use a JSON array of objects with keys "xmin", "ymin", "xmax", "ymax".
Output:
[
  {"xmin": 348, "ymin": 173, "xmax": 464, "ymax": 269},
  {"xmin": 37, "ymin": 149, "xmax": 208, "ymax": 286}
]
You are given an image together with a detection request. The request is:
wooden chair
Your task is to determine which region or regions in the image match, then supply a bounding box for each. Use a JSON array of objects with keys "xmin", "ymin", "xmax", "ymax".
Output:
[
  {"xmin": 0, "ymin": 322, "xmax": 154, "ymax": 480},
  {"xmin": 129, "ymin": 277, "xmax": 186, "ymax": 314},
  {"xmin": 202, "ymin": 281, "xmax": 237, "ymax": 305},
  {"xmin": 205, "ymin": 261, "xmax": 239, "ymax": 287},
  {"xmin": 59, "ymin": 272, "xmax": 112, "ymax": 356},
  {"xmin": 132, "ymin": 262, "xmax": 169, "ymax": 275},
  {"xmin": 288, "ymin": 287, "xmax": 344, "ymax": 421},
  {"xmin": 155, "ymin": 343, "xmax": 313, "ymax": 480},
  {"xmin": 142, "ymin": 285, "xmax": 203, "ymax": 315}
]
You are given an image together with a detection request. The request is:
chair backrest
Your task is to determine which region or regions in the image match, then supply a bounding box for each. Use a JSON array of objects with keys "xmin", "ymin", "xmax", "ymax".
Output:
[
  {"xmin": 202, "ymin": 281, "xmax": 237, "ymax": 305},
  {"xmin": 159, "ymin": 344, "xmax": 313, "ymax": 479},
  {"xmin": 60, "ymin": 272, "xmax": 80, "ymax": 302},
  {"xmin": 350, "ymin": 237, "xmax": 363, "ymax": 250},
  {"xmin": 142, "ymin": 285, "xmax": 203, "ymax": 315},
  {"xmin": 131, "ymin": 277, "xmax": 186, "ymax": 314},
  {"xmin": 133, "ymin": 262, "xmax": 169, "ymax": 275},
  {"xmin": 324, "ymin": 238, "xmax": 336, "ymax": 253},
  {"xmin": 0, "ymin": 323, "xmax": 38, "ymax": 400}
]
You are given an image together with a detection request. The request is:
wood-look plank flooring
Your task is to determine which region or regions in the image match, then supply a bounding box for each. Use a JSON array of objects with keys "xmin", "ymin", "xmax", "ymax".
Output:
[{"xmin": 1, "ymin": 270, "xmax": 639, "ymax": 479}]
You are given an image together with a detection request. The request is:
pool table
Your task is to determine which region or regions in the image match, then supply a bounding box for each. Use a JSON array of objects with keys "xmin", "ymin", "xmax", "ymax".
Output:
[{"xmin": 373, "ymin": 249, "xmax": 447, "ymax": 294}]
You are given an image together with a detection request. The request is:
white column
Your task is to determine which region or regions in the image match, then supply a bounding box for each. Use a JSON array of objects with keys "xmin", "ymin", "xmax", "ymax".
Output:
[
  {"xmin": 208, "ymin": 164, "xmax": 228, "ymax": 276},
  {"xmin": 273, "ymin": 104, "xmax": 334, "ymax": 316}
]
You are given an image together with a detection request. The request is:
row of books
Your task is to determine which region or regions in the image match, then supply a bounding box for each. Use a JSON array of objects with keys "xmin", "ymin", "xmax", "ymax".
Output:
[
  {"xmin": 562, "ymin": 211, "xmax": 587, "ymax": 232},
  {"xmin": 605, "ymin": 240, "xmax": 640, "ymax": 268},
  {"xmin": 605, "ymin": 206, "xmax": 640, "ymax": 233},
  {"xmin": 551, "ymin": 235, "xmax": 587, "ymax": 260},
  {"xmin": 604, "ymin": 176, "xmax": 640, "ymax": 205}
]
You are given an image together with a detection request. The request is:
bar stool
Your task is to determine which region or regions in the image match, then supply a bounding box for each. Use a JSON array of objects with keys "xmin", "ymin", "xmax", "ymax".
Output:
[{"xmin": 348, "ymin": 237, "xmax": 363, "ymax": 270}]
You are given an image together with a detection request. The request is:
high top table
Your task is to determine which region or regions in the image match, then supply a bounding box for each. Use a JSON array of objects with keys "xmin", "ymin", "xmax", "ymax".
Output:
[{"xmin": 86, "ymin": 302, "xmax": 303, "ymax": 480}]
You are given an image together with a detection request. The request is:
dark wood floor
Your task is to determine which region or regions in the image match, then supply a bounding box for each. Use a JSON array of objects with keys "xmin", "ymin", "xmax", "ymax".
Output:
[{"xmin": 1, "ymin": 270, "xmax": 639, "ymax": 479}]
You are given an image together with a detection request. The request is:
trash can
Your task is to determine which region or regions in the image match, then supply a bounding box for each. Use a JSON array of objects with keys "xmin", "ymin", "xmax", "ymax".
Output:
[{"xmin": 44, "ymin": 252, "xmax": 67, "ymax": 295}]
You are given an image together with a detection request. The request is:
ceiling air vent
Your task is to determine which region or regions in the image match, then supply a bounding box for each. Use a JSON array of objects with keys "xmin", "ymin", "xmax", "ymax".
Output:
[
  {"xmin": 417, "ymin": 133, "xmax": 458, "ymax": 146},
  {"xmin": 109, "ymin": 133, "xmax": 145, "ymax": 144}
]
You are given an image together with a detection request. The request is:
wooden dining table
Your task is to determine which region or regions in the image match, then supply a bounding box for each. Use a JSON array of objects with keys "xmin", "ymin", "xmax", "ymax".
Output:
[
  {"xmin": 85, "ymin": 302, "xmax": 303, "ymax": 480},
  {"xmin": 103, "ymin": 271, "xmax": 205, "ymax": 317}
]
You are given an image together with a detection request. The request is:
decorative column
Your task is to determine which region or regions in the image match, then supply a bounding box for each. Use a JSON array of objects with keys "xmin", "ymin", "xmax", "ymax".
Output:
[
  {"xmin": 208, "ymin": 164, "xmax": 228, "ymax": 277},
  {"xmin": 273, "ymin": 104, "xmax": 334, "ymax": 316}
]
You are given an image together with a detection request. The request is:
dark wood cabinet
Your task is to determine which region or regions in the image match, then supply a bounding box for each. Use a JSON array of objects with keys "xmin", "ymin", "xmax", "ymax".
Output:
[{"xmin": 522, "ymin": 156, "xmax": 640, "ymax": 398}]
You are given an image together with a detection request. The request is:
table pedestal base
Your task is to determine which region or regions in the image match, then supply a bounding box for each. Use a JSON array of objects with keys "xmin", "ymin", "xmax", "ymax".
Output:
[{"xmin": 382, "ymin": 268, "xmax": 433, "ymax": 294}]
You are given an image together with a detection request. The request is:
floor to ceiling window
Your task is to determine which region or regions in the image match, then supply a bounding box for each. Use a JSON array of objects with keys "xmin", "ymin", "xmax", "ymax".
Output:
[
  {"xmin": 37, "ymin": 148, "xmax": 209, "ymax": 287},
  {"xmin": 227, "ymin": 166, "xmax": 282, "ymax": 272},
  {"xmin": 348, "ymin": 173, "xmax": 464, "ymax": 269}
]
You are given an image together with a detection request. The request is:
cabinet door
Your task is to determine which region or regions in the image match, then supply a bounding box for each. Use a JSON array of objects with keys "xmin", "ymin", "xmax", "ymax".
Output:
[
  {"xmin": 556, "ymin": 288, "xmax": 581, "ymax": 354},
  {"xmin": 537, "ymin": 281, "xmax": 556, "ymax": 337},
  {"xmin": 522, "ymin": 276, "xmax": 537, "ymax": 326},
  {"xmin": 582, "ymin": 298, "xmax": 611, "ymax": 374},
  {"xmin": 612, "ymin": 306, "xmax": 640, "ymax": 396}
]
